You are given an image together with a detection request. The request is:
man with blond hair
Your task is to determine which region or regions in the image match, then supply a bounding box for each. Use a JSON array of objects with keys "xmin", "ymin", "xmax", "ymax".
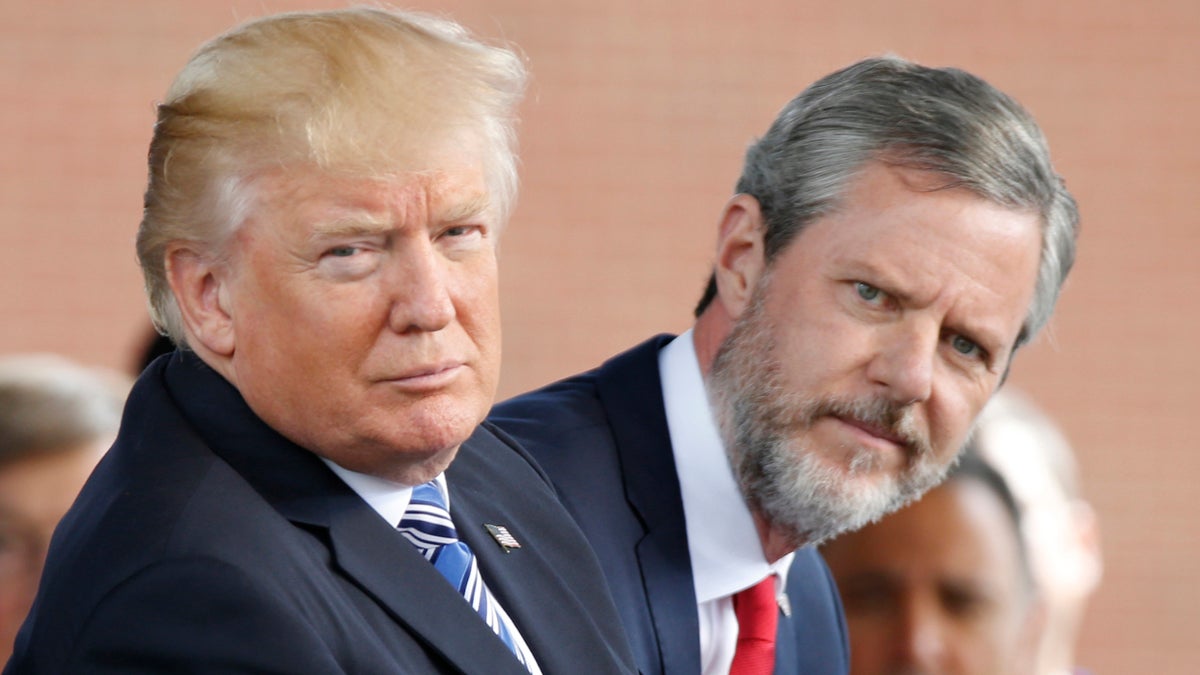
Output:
[{"xmin": 6, "ymin": 9, "xmax": 634, "ymax": 674}]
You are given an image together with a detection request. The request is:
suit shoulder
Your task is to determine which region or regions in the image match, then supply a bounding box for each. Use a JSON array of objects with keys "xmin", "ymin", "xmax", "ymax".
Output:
[
  {"xmin": 12, "ymin": 453, "xmax": 332, "ymax": 672},
  {"xmin": 15, "ymin": 556, "xmax": 344, "ymax": 673},
  {"xmin": 490, "ymin": 369, "xmax": 607, "ymax": 438},
  {"xmin": 491, "ymin": 335, "xmax": 670, "ymax": 444},
  {"xmin": 490, "ymin": 334, "xmax": 674, "ymax": 444},
  {"xmin": 787, "ymin": 546, "xmax": 846, "ymax": 614}
]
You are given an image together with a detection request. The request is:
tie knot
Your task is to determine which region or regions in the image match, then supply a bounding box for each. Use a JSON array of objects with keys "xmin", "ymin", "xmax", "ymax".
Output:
[
  {"xmin": 733, "ymin": 576, "xmax": 777, "ymax": 616},
  {"xmin": 399, "ymin": 481, "xmax": 459, "ymax": 553},
  {"xmin": 411, "ymin": 480, "xmax": 448, "ymax": 512}
]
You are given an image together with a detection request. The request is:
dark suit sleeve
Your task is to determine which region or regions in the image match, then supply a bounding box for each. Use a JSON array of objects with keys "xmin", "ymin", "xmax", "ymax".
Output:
[{"xmin": 62, "ymin": 557, "xmax": 345, "ymax": 674}]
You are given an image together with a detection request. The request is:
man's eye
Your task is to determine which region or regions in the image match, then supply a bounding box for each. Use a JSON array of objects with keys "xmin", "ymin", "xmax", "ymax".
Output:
[
  {"xmin": 941, "ymin": 586, "xmax": 989, "ymax": 619},
  {"xmin": 856, "ymin": 282, "xmax": 883, "ymax": 302},
  {"xmin": 950, "ymin": 334, "xmax": 981, "ymax": 357},
  {"xmin": 838, "ymin": 578, "xmax": 896, "ymax": 615},
  {"xmin": 442, "ymin": 225, "xmax": 482, "ymax": 239},
  {"xmin": 327, "ymin": 246, "xmax": 358, "ymax": 257}
]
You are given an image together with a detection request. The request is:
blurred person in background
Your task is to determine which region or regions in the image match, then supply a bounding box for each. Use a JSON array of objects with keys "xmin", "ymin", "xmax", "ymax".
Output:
[
  {"xmin": 0, "ymin": 354, "xmax": 128, "ymax": 663},
  {"xmin": 820, "ymin": 450, "xmax": 1042, "ymax": 675},
  {"xmin": 973, "ymin": 390, "xmax": 1101, "ymax": 675}
]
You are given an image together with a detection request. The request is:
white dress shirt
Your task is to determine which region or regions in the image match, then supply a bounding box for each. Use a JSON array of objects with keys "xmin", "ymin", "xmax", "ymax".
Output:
[
  {"xmin": 324, "ymin": 462, "xmax": 542, "ymax": 674},
  {"xmin": 659, "ymin": 330, "xmax": 793, "ymax": 674}
]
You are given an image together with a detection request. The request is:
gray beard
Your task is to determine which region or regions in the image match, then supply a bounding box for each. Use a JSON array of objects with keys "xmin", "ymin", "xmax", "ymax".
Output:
[{"xmin": 706, "ymin": 289, "xmax": 951, "ymax": 546}]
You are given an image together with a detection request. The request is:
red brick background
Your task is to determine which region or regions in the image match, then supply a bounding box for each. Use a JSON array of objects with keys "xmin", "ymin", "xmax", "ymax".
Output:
[{"xmin": 2, "ymin": 1, "xmax": 1197, "ymax": 671}]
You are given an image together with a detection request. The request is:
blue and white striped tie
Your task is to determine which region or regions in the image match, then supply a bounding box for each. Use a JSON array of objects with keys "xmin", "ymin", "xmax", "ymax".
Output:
[{"xmin": 398, "ymin": 481, "xmax": 538, "ymax": 673}]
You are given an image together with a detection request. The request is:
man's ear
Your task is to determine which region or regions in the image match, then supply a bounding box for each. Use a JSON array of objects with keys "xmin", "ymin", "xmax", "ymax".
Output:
[
  {"xmin": 713, "ymin": 194, "xmax": 768, "ymax": 320},
  {"xmin": 165, "ymin": 244, "xmax": 236, "ymax": 357}
]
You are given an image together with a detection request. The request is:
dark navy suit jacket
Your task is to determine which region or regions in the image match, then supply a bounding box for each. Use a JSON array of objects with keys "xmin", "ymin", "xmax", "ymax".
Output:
[
  {"xmin": 491, "ymin": 335, "xmax": 850, "ymax": 675},
  {"xmin": 6, "ymin": 352, "xmax": 635, "ymax": 674}
]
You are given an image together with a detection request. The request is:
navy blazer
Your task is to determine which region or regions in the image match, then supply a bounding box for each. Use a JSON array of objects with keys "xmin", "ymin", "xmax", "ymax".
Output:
[
  {"xmin": 6, "ymin": 352, "xmax": 635, "ymax": 674},
  {"xmin": 491, "ymin": 335, "xmax": 850, "ymax": 675}
]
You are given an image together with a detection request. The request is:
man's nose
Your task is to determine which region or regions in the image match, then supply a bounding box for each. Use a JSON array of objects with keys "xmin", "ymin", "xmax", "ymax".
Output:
[
  {"xmin": 892, "ymin": 599, "xmax": 948, "ymax": 671},
  {"xmin": 867, "ymin": 323, "xmax": 936, "ymax": 406},
  {"xmin": 387, "ymin": 242, "xmax": 455, "ymax": 333}
]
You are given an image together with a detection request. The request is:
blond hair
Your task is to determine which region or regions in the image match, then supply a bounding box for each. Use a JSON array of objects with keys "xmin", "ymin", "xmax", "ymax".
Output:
[{"xmin": 136, "ymin": 7, "xmax": 527, "ymax": 343}]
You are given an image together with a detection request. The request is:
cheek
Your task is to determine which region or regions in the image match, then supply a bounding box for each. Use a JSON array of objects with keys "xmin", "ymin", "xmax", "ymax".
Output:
[
  {"xmin": 255, "ymin": 275, "xmax": 386, "ymax": 354},
  {"xmin": 770, "ymin": 289, "xmax": 877, "ymax": 380},
  {"xmin": 454, "ymin": 258, "xmax": 502, "ymax": 341},
  {"xmin": 234, "ymin": 302, "xmax": 372, "ymax": 408},
  {"xmin": 928, "ymin": 385, "xmax": 990, "ymax": 457},
  {"xmin": 844, "ymin": 618, "xmax": 897, "ymax": 671},
  {"xmin": 962, "ymin": 622, "xmax": 1012, "ymax": 671},
  {"xmin": 471, "ymin": 275, "xmax": 501, "ymax": 331}
]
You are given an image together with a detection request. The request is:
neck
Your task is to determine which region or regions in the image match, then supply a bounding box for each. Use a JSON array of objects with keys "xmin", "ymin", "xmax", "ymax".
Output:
[
  {"xmin": 752, "ymin": 508, "xmax": 806, "ymax": 563},
  {"xmin": 692, "ymin": 305, "xmax": 734, "ymax": 377}
]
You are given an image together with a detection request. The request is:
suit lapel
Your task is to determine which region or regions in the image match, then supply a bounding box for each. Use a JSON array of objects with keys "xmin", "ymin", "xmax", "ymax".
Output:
[
  {"xmin": 774, "ymin": 607, "xmax": 799, "ymax": 675},
  {"xmin": 164, "ymin": 353, "xmax": 527, "ymax": 675},
  {"xmin": 324, "ymin": 499, "xmax": 528, "ymax": 675},
  {"xmin": 447, "ymin": 430, "xmax": 631, "ymax": 675},
  {"xmin": 595, "ymin": 335, "xmax": 703, "ymax": 674}
]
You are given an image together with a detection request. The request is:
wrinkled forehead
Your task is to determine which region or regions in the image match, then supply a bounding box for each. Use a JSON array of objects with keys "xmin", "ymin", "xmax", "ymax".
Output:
[
  {"xmin": 218, "ymin": 126, "xmax": 498, "ymax": 226},
  {"xmin": 224, "ymin": 157, "xmax": 496, "ymax": 248}
]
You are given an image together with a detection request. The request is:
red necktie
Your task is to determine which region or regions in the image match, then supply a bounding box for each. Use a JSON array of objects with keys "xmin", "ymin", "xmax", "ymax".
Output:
[{"xmin": 729, "ymin": 576, "xmax": 778, "ymax": 675}]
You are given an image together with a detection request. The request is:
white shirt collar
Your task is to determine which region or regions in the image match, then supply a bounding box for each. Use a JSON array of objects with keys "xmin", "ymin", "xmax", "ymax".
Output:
[
  {"xmin": 321, "ymin": 462, "xmax": 543, "ymax": 674},
  {"xmin": 322, "ymin": 460, "xmax": 449, "ymax": 527},
  {"xmin": 658, "ymin": 330, "xmax": 793, "ymax": 603}
]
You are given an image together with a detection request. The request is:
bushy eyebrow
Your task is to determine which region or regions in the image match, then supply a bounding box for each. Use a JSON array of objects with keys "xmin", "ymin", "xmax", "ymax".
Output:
[
  {"xmin": 439, "ymin": 193, "xmax": 491, "ymax": 224},
  {"xmin": 842, "ymin": 260, "xmax": 913, "ymax": 304},
  {"xmin": 308, "ymin": 193, "xmax": 491, "ymax": 240},
  {"xmin": 308, "ymin": 214, "xmax": 392, "ymax": 239}
]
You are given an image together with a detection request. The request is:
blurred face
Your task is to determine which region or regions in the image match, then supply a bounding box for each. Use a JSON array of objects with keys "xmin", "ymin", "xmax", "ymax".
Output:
[
  {"xmin": 708, "ymin": 163, "xmax": 1042, "ymax": 544},
  {"xmin": 821, "ymin": 479, "xmax": 1037, "ymax": 675},
  {"xmin": 220, "ymin": 148, "xmax": 501, "ymax": 484},
  {"xmin": 0, "ymin": 441, "xmax": 105, "ymax": 662}
]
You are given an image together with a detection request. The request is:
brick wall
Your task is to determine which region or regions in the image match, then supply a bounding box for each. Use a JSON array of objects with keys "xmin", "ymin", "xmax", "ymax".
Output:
[{"xmin": 2, "ymin": 1, "xmax": 1197, "ymax": 670}]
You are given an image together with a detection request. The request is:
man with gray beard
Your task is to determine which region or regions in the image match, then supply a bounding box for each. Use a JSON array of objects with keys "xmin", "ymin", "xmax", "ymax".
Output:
[{"xmin": 490, "ymin": 55, "xmax": 1078, "ymax": 675}]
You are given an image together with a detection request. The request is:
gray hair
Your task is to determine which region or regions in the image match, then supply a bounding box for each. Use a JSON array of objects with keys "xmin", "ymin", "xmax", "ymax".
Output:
[
  {"xmin": 136, "ymin": 7, "xmax": 528, "ymax": 344},
  {"xmin": 699, "ymin": 56, "xmax": 1078, "ymax": 346},
  {"xmin": 0, "ymin": 354, "xmax": 129, "ymax": 465}
]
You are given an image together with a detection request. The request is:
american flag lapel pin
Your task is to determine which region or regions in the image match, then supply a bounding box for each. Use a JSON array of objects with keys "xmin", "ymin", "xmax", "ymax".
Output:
[
  {"xmin": 777, "ymin": 591, "xmax": 792, "ymax": 617},
  {"xmin": 483, "ymin": 524, "xmax": 522, "ymax": 553}
]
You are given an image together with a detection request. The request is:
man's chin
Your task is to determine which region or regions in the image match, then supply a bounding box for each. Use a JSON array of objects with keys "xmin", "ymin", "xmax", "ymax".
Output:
[
  {"xmin": 335, "ymin": 438, "xmax": 463, "ymax": 485},
  {"xmin": 749, "ymin": 457, "xmax": 903, "ymax": 545},
  {"xmin": 382, "ymin": 393, "xmax": 489, "ymax": 448}
]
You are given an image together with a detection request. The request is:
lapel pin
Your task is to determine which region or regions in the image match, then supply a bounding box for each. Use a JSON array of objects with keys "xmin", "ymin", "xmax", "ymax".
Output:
[{"xmin": 483, "ymin": 524, "xmax": 522, "ymax": 553}]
